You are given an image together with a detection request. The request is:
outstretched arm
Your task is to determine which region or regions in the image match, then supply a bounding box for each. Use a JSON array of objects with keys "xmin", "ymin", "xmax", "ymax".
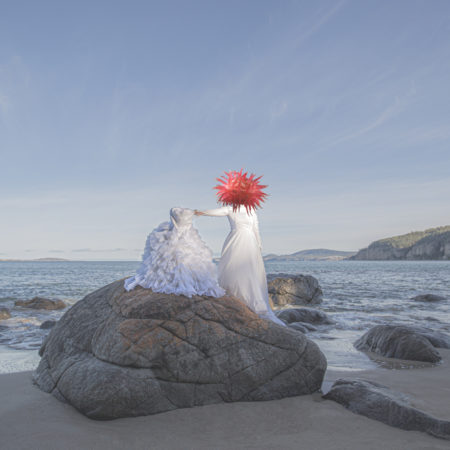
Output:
[{"xmin": 195, "ymin": 206, "xmax": 230, "ymax": 217}]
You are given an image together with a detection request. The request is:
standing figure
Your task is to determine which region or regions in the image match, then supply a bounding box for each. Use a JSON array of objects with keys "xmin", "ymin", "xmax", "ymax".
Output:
[{"xmin": 196, "ymin": 170, "xmax": 285, "ymax": 326}]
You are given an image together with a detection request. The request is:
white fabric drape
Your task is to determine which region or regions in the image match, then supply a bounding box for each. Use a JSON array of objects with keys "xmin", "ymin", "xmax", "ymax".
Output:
[{"xmin": 202, "ymin": 206, "xmax": 285, "ymax": 326}]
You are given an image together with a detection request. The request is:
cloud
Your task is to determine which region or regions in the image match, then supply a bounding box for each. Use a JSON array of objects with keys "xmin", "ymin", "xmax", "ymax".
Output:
[{"xmin": 48, "ymin": 249, "xmax": 64, "ymax": 253}]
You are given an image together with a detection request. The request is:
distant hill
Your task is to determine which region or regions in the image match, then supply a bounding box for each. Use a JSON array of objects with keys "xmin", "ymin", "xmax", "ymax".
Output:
[
  {"xmin": 0, "ymin": 258, "xmax": 70, "ymax": 262},
  {"xmin": 264, "ymin": 249, "xmax": 356, "ymax": 262},
  {"xmin": 350, "ymin": 225, "xmax": 450, "ymax": 260}
]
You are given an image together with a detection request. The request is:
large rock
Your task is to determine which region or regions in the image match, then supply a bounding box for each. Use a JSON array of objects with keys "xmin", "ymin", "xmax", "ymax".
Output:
[
  {"xmin": 354, "ymin": 325, "xmax": 448, "ymax": 363},
  {"xmin": 0, "ymin": 307, "xmax": 11, "ymax": 320},
  {"xmin": 323, "ymin": 379, "xmax": 450, "ymax": 440},
  {"xmin": 412, "ymin": 294, "xmax": 446, "ymax": 302},
  {"xmin": 34, "ymin": 280, "xmax": 327, "ymax": 420},
  {"xmin": 15, "ymin": 297, "xmax": 66, "ymax": 310},
  {"xmin": 268, "ymin": 274, "xmax": 323, "ymax": 307},
  {"xmin": 276, "ymin": 307, "xmax": 334, "ymax": 325}
]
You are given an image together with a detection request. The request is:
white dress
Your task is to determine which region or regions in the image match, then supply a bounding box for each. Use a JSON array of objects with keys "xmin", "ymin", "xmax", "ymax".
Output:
[
  {"xmin": 203, "ymin": 206, "xmax": 285, "ymax": 326},
  {"xmin": 124, "ymin": 208, "xmax": 225, "ymax": 298}
]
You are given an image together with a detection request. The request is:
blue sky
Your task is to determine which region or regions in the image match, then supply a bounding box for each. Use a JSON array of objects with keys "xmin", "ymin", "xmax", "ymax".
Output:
[{"xmin": 1, "ymin": 0, "xmax": 450, "ymax": 260}]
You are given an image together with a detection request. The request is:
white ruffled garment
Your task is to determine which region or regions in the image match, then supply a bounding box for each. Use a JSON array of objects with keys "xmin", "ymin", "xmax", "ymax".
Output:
[{"xmin": 124, "ymin": 208, "xmax": 225, "ymax": 298}]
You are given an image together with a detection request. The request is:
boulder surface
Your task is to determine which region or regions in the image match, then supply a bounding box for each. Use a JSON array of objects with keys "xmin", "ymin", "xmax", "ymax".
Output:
[
  {"xmin": 15, "ymin": 297, "xmax": 66, "ymax": 310},
  {"xmin": 354, "ymin": 325, "xmax": 449, "ymax": 363},
  {"xmin": 268, "ymin": 274, "xmax": 323, "ymax": 307},
  {"xmin": 34, "ymin": 280, "xmax": 327, "ymax": 420},
  {"xmin": 323, "ymin": 378, "xmax": 450, "ymax": 440}
]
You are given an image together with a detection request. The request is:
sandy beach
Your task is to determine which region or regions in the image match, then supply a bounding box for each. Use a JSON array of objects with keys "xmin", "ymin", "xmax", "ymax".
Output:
[{"xmin": 0, "ymin": 350, "xmax": 448, "ymax": 450}]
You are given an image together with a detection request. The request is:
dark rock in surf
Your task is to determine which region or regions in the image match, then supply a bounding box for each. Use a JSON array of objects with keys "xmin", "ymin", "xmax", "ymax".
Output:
[
  {"xmin": 33, "ymin": 280, "xmax": 327, "ymax": 420},
  {"xmin": 412, "ymin": 294, "xmax": 446, "ymax": 302},
  {"xmin": 323, "ymin": 378, "xmax": 450, "ymax": 440},
  {"xmin": 267, "ymin": 274, "xmax": 323, "ymax": 307},
  {"xmin": 40, "ymin": 320, "xmax": 57, "ymax": 330},
  {"xmin": 14, "ymin": 297, "xmax": 67, "ymax": 311},
  {"xmin": 15, "ymin": 297, "xmax": 66, "ymax": 310},
  {"xmin": 276, "ymin": 307, "xmax": 334, "ymax": 325},
  {"xmin": 354, "ymin": 325, "xmax": 448, "ymax": 363},
  {"xmin": 0, "ymin": 308, "xmax": 11, "ymax": 320}
]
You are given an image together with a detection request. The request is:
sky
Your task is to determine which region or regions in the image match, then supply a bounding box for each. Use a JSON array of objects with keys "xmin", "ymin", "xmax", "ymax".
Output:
[{"xmin": 1, "ymin": 0, "xmax": 450, "ymax": 260}]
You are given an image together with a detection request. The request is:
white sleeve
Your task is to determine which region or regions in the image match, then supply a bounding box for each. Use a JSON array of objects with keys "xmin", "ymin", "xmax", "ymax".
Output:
[
  {"xmin": 252, "ymin": 215, "xmax": 263, "ymax": 250},
  {"xmin": 201, "ymin": 206, "xmax": 231, "ymax": 217}
]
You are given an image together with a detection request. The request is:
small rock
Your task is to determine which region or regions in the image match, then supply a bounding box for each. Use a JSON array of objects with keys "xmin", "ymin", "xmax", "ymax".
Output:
[
  {"xmin": 268, "ymin": 274, "xmax": 323, "ymax": 307},
  {"xmin": 354, "ymin": 325, "xmax": 445, "ymax": 363},
  {"xmin": 412, "ymin": 294, "xmax": 446, "ymax": 302},
  {"xmin": 323, "ymin": 378, "xmax": 450, "ymax": 440},
  {"xmin": 15, "ymin": 297, "xmax": 66, "ymax": 310},
  {"xmin": 276, "ymin": 307, "xmax": 334, "ymax": 325},
  {"xmin": 0, "ymin": 308, "xmax": 11, "ymax": 320},
  {"xmin": 296, "ymin": 322, "xmax": 318, "ymax": 331},
  {"xmin": 40, "ymin": 320, "xmax": 57, "ymax": 330},
  {"xmin": 288, "ymin": 322, "xmax": 307, "ymax": 333}
]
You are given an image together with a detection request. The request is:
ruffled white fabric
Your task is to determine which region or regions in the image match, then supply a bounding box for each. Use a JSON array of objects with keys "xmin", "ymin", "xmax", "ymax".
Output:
[{"xmin": 124, "ymin": 208, "xmax": 225, "ymax": 298}]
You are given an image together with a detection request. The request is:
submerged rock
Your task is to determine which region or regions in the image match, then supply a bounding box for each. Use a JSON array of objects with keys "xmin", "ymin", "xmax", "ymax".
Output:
[
  {"xmin": 15, "ymin": 297, "xmax": 66, "ymax": 310},
  {"xmin": 354, "ymin": 325, "xmax": 448, "ymax": 363},
  {"xmin": 34, "ymin": 280, "xmax": 327, "ymax": 420},
  {"xmin": 40, "ymin": 320, "xmax": 57, "ymax": 330},
  {"xmin": 0, "ymin": 308, "xmax": 11, "ymax": 320},
  {"xmin": 267, "ymin": 274, "xmax": 323, "ymax": 307},
  {"xmin": 412, "ymin": 294, "xmax": 446, "ymax": 302},
  {"xmin": 276, "ymin": 307, "xmax": 334, "ymax": 325},
  {"xmin": 323, "ymin": 378, "xmax": 450, "ymax": 440}
]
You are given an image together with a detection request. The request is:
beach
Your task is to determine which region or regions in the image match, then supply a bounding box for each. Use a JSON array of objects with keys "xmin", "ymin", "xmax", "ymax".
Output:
[{"xmin": 1, "ymin": 350, "xmax": 449, "ymax": 450}]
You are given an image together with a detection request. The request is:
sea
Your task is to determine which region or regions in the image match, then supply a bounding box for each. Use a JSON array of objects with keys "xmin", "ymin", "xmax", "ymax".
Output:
[{"xmin": 0, "ymin": 260, "xmax": 449, "ymax": 374}]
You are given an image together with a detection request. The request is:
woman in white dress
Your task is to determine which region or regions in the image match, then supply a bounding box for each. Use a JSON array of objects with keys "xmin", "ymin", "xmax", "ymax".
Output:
[
  {"xmin": 124, "ymin": 207, "xmax": 225, "ymax": 298},
  {"xmin": 195, "ymin": 170, "xmax": 285, "ymax": 326}
]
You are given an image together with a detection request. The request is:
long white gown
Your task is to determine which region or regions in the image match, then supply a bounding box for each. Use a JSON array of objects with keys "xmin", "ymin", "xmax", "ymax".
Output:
[
  {"xmin": 124, "ymin": 208, "xmax": 225, "ymax": 298},
  {"xmin": 202, "ymin": 206, "xmax": 285, "ymax": 326}
]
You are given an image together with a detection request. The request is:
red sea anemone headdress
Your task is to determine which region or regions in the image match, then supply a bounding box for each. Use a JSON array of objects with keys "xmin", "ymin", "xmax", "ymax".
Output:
[{"xmin": 214, "ymin": 169, "xmax": 268, "ymax": 213}]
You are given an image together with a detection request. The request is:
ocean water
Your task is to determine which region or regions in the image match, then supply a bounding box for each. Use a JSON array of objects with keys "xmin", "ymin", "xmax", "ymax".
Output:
[{"xmin": 0, "ymin": 260, "xmax": 449, "ymax": 373}]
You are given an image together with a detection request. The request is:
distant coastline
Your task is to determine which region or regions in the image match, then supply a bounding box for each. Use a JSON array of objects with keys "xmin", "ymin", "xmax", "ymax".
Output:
[
  {"xmin": 263, "ymin": 249, "xmax": 356, "ymax": 262},
  {"xmin": 0, "ymin": 258, "xmax": 70, "ymax": 262},
  {"xmin": 350, "ymin": 225, "xmax": 450, "ymax": 261}
]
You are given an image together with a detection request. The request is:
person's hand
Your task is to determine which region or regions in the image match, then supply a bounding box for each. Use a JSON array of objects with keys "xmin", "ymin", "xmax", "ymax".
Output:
[{"xmin": 194, "ymin": 210, "xmax": 205, "ymax": 216}]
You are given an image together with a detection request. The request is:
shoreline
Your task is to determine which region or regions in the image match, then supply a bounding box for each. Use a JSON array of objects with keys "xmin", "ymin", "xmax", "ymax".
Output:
[{"xmin": 1, "ymin": 351, "xmax": 449, "ymax": 449}]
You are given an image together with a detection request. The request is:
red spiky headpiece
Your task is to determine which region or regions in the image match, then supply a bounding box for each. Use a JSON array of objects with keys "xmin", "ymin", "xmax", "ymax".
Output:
[{"xmin": 214, "ymin": 169, "xmax": 268, "ymax": 213}]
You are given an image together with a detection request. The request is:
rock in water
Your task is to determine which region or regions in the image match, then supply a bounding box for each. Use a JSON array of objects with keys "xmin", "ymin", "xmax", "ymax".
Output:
[
  {"xmin": 40, "ymin": 320, "xmax": 57, "ymax": 330},
  {"xmin": 15, "ymin": 297, "xmax": 66, "ymax": 310},
  {"xmin": 412, "ymin": 294, "xmax": 446, "ymax": 302},
  {"xmin": 33, "ymin": 280, "xmax": 327, "ymax": 420},
  {"xmin": 268, "ymin": 274, "xmax": 323, "ymax": 307},
  {"xmin": 354, "ymin": 325, "xmax": 447, "ymax": 363},
  {"xmin": 0, "ymin": 307, "xmax": 11, "ymax": 320},
  {"xmin": 323, "ymin": 379, "xmax": 450, "ymax": 440},
  {"xmin": 276, "ymin": 307, "xmax": 334, "ymax": 325}
]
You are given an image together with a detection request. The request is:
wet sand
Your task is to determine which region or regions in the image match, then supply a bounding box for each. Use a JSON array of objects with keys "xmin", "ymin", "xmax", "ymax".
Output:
[{"xmin": 0, "ymin": 350, "xmax": 449, "ymax": 450}]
